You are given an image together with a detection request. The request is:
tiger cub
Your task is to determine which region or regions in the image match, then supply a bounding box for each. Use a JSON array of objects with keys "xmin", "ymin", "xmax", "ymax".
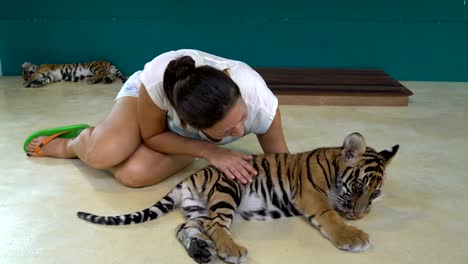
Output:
[
  {"xmin": 77, "ymin": 133, "xmax": 398, "ymax": 264},
  {"xmin": 21, "ymin": 61, "xmax": 127, "ymax": 88}
]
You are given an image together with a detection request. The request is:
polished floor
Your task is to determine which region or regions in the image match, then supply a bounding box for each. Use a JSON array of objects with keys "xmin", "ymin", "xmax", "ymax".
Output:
[{"xmin": 1, "ymin": 77, "xmax": 467, "ymax": 264}]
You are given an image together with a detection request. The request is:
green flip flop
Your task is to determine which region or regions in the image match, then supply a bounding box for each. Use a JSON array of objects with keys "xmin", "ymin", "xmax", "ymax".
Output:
[{"xmin": 23, "ymin": 124, "xmax": 90, "ymax": 154}]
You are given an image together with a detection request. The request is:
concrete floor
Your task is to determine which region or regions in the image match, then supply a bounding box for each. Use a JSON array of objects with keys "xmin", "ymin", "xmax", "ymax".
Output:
[{"xmin": 0, "ymin": 76, "xmax": 467, "ymax": 264}]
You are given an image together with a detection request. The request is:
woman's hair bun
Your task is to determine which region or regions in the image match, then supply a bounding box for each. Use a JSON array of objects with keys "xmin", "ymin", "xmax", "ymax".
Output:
[{"xmin": 166, "ymin": 56, "xmax": 195, "ymax": 80}]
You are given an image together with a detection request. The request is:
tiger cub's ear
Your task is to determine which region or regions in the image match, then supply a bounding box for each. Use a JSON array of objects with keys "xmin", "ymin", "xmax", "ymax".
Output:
[
  {"xmin": 341, "ymin": 132, "xmax": 366, "ymax": 166},
  {"xmin": 22, "ymin": 62, "xmax": 32, "ymax": 68},
  {"xmin": 379, "ymin": 145, "xmax": 399, "ymax": 165}
]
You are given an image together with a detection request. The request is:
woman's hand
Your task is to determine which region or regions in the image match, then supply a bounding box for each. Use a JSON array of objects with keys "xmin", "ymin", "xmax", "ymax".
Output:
[{"xmin": 205, "ymin": 147, "xmax": 257, "ymax": 184}]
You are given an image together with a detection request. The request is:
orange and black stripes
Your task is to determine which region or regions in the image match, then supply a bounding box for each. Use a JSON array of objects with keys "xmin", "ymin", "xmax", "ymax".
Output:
[
  {"xmin": 76, "ymin": 133, "xmax": 399, "ymax": 263},
  {"xmin": 77, "ymin": 144, "xmax": 396, "ymax": 225},
  {"xmin": 22, "ymin": 61, "xmax": 127, "ymax": 88}
]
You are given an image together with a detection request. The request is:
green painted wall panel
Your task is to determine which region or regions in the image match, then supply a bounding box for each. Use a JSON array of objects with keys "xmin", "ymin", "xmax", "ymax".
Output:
[
  {"xmin": 2, "ymin": 1, "xmax": 467, "ymax": 21},
  {"xmin": 1, "ymin": 1, "xmax": 467, "ymax": 81}
]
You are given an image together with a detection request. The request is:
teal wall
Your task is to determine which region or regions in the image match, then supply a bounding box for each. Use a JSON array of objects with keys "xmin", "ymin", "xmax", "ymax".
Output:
[{"xmin": 1, "ymin": 0, "xmax": 467, "ymax": 81}]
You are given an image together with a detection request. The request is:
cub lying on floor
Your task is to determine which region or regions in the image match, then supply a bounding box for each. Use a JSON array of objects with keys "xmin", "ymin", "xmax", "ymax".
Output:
[
  {"xmin": 77, "ymin": 132, "xmax": 398, "ymax": 264},
  {"xmin": 21, "ymin": 61, "xmax": 127, "ymax": 88}
]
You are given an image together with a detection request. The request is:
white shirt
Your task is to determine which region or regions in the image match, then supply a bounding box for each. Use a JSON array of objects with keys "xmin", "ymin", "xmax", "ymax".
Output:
[{"xmin": 139, "ymin": 49, "xmax": 278, "ymax": 145}]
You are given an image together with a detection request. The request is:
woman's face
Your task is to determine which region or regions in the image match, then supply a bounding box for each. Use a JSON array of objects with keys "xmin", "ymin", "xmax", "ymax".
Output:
[{"xmin": 202, "ymin": 98, "xmax": 248, "ymax": 141}]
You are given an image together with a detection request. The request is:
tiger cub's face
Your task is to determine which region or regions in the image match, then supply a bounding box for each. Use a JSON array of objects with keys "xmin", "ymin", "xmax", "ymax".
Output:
[
  {"xmin": 22, "ymin": 62, "xmax": 38, "ymax": 81},
  {"xmin": 330, "ymin": 133, "xmax": 399, "ymax": 220}
]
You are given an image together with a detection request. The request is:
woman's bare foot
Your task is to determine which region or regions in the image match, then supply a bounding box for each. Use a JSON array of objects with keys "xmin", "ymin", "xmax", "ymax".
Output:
[{"xmin": 26, "ymin": 136, "xmax": 77, "ymax": 158}]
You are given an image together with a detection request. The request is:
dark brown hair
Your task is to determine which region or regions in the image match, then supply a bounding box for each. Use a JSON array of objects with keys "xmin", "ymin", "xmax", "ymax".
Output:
[{"xmin": 163, "ymin": 56, "xmax": 240, "ymax": 129}]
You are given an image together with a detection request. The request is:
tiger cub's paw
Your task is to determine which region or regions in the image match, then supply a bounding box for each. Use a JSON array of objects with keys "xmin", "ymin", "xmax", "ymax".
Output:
[
  {"xmin": 188, "ymin": 237, "xmax": 217, "ymax": 264},
  {"xmin": 27, "ymin": 79, "xmax": 45, "ymax": 88},
  {"xmin": 330, "ymin": 225, "xmax": 371, "ymax": 252},
  {"xmin": 177, "ymin": 224, "xmax": 217, "ymax": 263},
  {"xmin": 104, "ymin": 77, "xmax": 114, "ymax": 83},
  {"xmin": 217, "ymin": 242, "xmax": 248, "ymax": 264},
  {"xmin": 86, "ymin": 79, "xmax": 99, "ymax": 84}
]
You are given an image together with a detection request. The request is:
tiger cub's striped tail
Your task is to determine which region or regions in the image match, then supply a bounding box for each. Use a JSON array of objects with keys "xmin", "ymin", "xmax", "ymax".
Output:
[
  {"xmin": 115, "ymin": 67, "xmax": 127, "ymax": 83},
  {"xmin": 77, "ymin": 183, "xmax": 182, "ymax": 225}
]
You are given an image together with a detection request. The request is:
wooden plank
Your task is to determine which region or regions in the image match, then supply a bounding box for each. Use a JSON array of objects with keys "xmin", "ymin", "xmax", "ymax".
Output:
[
  {"xmin": 253, "ymin": 68, "xmax": 413, "ymax": 106},
  {"xmin": 255, "ymin": 68, "xmax": 400, "ymax": 86},
  {"xmin": 277, "ymin": 94, "xmax": 409, "ymax": 106},
  {"xmin": 269, "ymin": 85, "xmax": 412, "ymax": 95}
]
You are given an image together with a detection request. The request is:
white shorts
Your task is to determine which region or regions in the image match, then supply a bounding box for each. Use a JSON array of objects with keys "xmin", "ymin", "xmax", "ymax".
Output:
[{"xmin": 115, "ymin": 71, "xmax": 142, "ymax": 101}]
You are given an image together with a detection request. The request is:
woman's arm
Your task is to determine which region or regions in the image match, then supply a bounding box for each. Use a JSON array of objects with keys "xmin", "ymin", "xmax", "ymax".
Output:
[{"xmin": 256, "ymin": 108, "xmax": 289, "ymax": 154}]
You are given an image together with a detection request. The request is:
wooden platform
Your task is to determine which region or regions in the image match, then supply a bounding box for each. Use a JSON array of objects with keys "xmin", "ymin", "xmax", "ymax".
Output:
[{"xmin": 254, "ymin": 68, "xmax": 413, "ymax": 106}]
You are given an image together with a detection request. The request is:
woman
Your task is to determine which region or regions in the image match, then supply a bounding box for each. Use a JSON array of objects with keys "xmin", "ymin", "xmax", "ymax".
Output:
[{"xmin": 25, "ymin": 49, "xmax": 289, "ymax": 187}]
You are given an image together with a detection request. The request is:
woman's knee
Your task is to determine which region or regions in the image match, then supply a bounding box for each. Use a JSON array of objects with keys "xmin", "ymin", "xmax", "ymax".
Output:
[
  {"xmin": 78, "ymin": 128, "xmax": 132, "ymax": 170},
  {"xmin": 112, "ymin": 145, "xmax": 194, "ymax": 188},
  {"xmin": 114, "ymin": 163, "xmax": 164, "ymax": 188},
  {"xmin": 76, "ymin": 97, "xmax": 140, "ymax": 170}
]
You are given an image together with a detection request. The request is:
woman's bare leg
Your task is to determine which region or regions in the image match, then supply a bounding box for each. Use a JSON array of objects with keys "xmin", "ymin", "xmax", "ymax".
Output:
[
  {"xmin": 26, "ymin": 97, "xmax": 193, "ymax": 187},
  {"xmin": 27, "ymin": 97, "xmax": 141, "ymax": 167},
  {"xmin": 112, "ymin": 145, "xmax": 194, "ymax": 187}
]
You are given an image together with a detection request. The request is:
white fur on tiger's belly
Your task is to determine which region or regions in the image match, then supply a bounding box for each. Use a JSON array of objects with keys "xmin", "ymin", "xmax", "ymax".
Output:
[
  {"xmin": 237, "ymin": 193, "xmax": 270, "ymax": 221},
  {"xmin": 76, "ymin": 67, "xmax": 93, "ymax": 77},
  {"xmin": 49, "ymin": 70, "xmax": 62, "ymax": 80}
]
